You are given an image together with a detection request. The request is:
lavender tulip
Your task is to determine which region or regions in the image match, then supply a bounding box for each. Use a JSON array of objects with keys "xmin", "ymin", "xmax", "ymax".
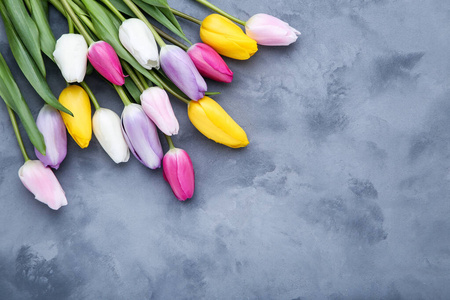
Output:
[
  {"xmin": 34, "ymin": 105, "xmax": 67, "ymax": 169},
  {"xmin": 160, "ymin": 45, "xmax": 207, "ymax": 101},
  {"xmin": 121, "ymin": 103, "xmax": 163, "ymax": 169},
  {"xmin": 141, "ymin": 87, "xmax": 179, "ymax": 136}
]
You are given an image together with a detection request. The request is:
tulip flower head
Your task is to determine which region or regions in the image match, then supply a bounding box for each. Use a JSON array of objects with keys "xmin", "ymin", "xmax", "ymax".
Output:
[
  {"xmin": 88, "ymin": 41, "xmax": 125, "ymax": 86},
  {"xmin": 53, "ymin": 33, "xmax": 88, "ymax": 83},
  {"xmin": 188, "ymin": 96, "xmax": 249, "ymax": 148},
  {"xmin": 141, "ymin": 87, "xmax": 179, "ymax": 136},
  {"xmin": 245, "ymin": 14, "xmax": 300, "ymax": 46},
  {"xmin": 34, "ymin": 105, "xmax": 67, "ymax": 169},
  {"xmin": 121, "ymin": 104, "xmax": 163, "ymax": 169},
  {"xmin": 200, "ymin": 14, "xmax": 258, "ymax": 60},
  {"xmin": 163, "ymin": 148, "xmax": 195, "ymax": 201},
  {"xmin": 119, "ymin": 18, "xmax": 159, "ymax": 70},
  {"xmin": 160, "ymin": 45, "xmax": 207, "ymax": 101},
  {"xmin": 58, "ymin": 85, "xmax": 92, "ymax": 148},
  {"xmin": 187, "ymin": 43, "xmax": 233, "ymax": 83},
  {"xmin": 93, "ymin": 108, "xmax": 130, "ymax": 164},
  {"xmin": 18, "ymin": 160, "xmax": 67, "ymax": 210}
]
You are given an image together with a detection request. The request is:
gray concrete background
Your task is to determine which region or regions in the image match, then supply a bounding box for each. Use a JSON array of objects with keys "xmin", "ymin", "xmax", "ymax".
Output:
[{"xmin": 1, "ymin": 0, "xmax": 450, "ymax": 299}]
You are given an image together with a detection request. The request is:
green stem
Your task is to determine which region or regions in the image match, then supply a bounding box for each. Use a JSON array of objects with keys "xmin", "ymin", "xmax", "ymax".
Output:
[
  {"xmin": 60, "ymin": 0, "xmax": 94, "ymax": 44},
  {"xmin": 170, "ymin": 8, "xmax": 202, "ymax": 25},
  {"xmin": 136, "ymin": 71, "xmax": 150, "ymax": 90},
  {"xmin": 7, "ymin": 106, "xmax": 29, "ymax": 162},
  {"xmin": 122, "ymin": 0, "xmax": 166, "ymax": 47},
  {"xmin": 114, "ymin": 85, "xmax": 132, "ymax": 106},
  {"xmin": 99, "ymin": 0, "xmax": 126, "ymax": 22},
  {"xmin": 195, "ymin": 0, "xmax": 246, "ymax": 26},
  {"xmin": 80, "ymin": 82, "xmax": 100, "ymax": 110},
  {"xmin": 24, "ymin": 0, "xmax": 32, "ymax": 13},
  {"xmin": 122, "ymin": 61, "xmax": 146, "ymax": 93},
  {"xmin": 165, "ymin": 135, "xmax": 175, "ymax": 149},
  {"xmin": 68, "ymin": 13, "xmax": 74, "ymax": 33},
  {"xmin": 150, "ymin": 70, "xmax": 190, "ymax": 105},
  {"xmin": 153, "ymin": 26, "xmax": 188, "ymax": 51}
]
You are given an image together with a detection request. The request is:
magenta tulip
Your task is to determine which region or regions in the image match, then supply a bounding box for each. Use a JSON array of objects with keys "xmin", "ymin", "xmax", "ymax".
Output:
[
  {"xmin": 34, "ymin": 105, "xmax": 67, "ymax": 169},
  {"xmin": 245, "ymin": 14, "xmax": 300, "ymax": 46},
  {"xmin": 88, "ymin": 41, "xmax": 125, "ymax": 85},
  {"xmin": 141, "ymin": 87, "xmax": 179, "ymax": 136},
  {"xmin": 163, "ymin": 148, "xmax": 195, "ymax": 201},
  {"xmin": 187, "ymin": 43, "xmax": 233, "ymax": 83},
  {"xmin": 160, "ymin": 45, "xmax": 207, "ymax": 101},
  {"xmin": 18, "ymin": 160, "xmax": 67, "ymax": 210}
]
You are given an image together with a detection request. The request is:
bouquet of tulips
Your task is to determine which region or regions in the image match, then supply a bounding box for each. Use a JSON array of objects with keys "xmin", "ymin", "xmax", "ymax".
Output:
[{"xmin": 0, "ymin": 0, "xmax": 300, "ymax": 209}]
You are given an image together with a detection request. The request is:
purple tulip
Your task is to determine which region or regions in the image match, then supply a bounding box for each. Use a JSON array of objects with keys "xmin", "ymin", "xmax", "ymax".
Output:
[
  {"xmin": 141, "ymin": 87, "xmax": 179, "ymax": 136},
  {"xmin": 18, "ymin": 160, "xmax": 67, "ymax": 210},
  {"xmin": 187, "ymin": 43, "xmax": 233, "ymax": 83},
  {"xmin": 34, "ymin": 105, "xmax": 67, "ymax": 169},
  {"xmin": 88, "ymin": 41, "xmax": 125, "ymax": 86},
  {"xmin": 163, "ymin": 148, "xmax": 195, "ymax": 201},
  {"xmin": 160, "ymin": 45, "xmax": 207, "ymax": 101},
  {"xmin": 121, "ymin": 103, "xmax": 163, "ymax": 169},
  {"xmin": 245, "ymin": 14, "xmax": 300, "ymax": 46}
]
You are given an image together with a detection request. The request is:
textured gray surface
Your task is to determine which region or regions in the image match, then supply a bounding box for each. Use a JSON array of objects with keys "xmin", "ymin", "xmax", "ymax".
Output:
[{"xmin": 1, "ymin": 0, "xmax": 450, "ymax": 299}]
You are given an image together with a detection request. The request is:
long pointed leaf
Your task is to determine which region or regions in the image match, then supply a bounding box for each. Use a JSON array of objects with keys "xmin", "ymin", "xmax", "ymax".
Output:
[
  {"xmin": 138, "ymin": 0, "xmax": 169, "ymax": 8},
  {"xmin": 30, "ymin": 0, "xmax": 56, "ymax": 60}
]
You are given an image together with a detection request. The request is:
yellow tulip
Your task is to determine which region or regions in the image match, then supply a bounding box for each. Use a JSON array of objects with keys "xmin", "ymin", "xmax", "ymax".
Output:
[
  {"xmin": 58, "ymin": 85, "xmax": 92, "ymax": 148},
  {"xmin": 200, "ymin": 14, "xmax": 258, "ymax": 60},
  {"xmin": 188, "ymin": 96, "xmax": 249, "ymax": 148}
]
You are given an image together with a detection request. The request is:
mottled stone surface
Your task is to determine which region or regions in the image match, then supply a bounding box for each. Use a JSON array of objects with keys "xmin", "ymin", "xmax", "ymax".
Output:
[{"xmin": 1, "ymin": 0, "xmax": 450, "ymax": 299}]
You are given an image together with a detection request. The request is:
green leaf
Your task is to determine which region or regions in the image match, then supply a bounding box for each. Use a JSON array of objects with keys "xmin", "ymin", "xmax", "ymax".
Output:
[
  {"xmin": 0, "ymin": 4, "xmax": 73, "ymax": 116},
  {"xmin": 138, "ymin": 0, "xmax": 169, "ymax": 9},
  {"xmin": 30, "ymin": 0, "xmax": 56, "ymax": 61},
  {"xmin": 108, "ymin": 0, "xmax": 134, "ymax": 16},
  {"xmin": 3, "ymin": 0, "xmax": 46, "ymax": 77},
  {"xmin": 124, "ymin": 77, "xmax": 142, "ymax": 104},
  {"xmin": 81, "ymin": 0, "xmax": 162, "ymax": 87},
  {"xmin": 0, "ymin": 51, "xmax": 46, "ymax": 154},
  {"xmin": 159, "ymin": 7, "xmax": 183, "ymax": 33}
]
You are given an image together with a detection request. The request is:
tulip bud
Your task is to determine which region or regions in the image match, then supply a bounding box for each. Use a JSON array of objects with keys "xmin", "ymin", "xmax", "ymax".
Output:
[
  {"xmin": 53, "ymin": 34, "xmax": 88, "ymax": 83},
  {"xmin": 160, "ymin": 45, "xmax": 207, "ymax": 101},
  {"xmin": 245, "ymin": 14, "xmax": 300, "ymax": 46},
  {"xmin": 141, "ymin": 87, "xmax": 179, "ymax": 136},
  {"xmin": 34, "ymin": 105, "xmax": 67, "ymax": 169},
  {"xmin": 119, "ymin": 18, "xmax": 159, "ymax": 70},
  {"xmin": 88, "ymin": 41, "xmax": 125, "ymax": 86},
  {"xmin": 18, "ymin": 160, "xmax": 67, "ymax": 210},
  {"xmin": 163, "ymin": 148, "xmax": 195, "ymax": 201},
  {"xmin": 93, "ymin": 108, "xmax": 130, "ymax": 164},
  {"xmin": 58, "ymin": 85, "xmax": 92, "ymax": 148},
  {"xmin": 121, "ymin": 103, "xmax": 163, "ymax": 169},
  {"xmin": 200, "ymin": 14, "xmax": 258, "ymax": 60},
  {"xmin": 188, "ymin": 96, "xmax": 249, "ymax": 148},
  {"xmin": 187, "ymin": 43, "xmax": 233, "ymax": 83}
]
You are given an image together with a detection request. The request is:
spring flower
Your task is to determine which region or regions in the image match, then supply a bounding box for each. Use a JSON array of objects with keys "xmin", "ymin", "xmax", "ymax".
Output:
[
  {"xmin": 53, "ymin": 34, "xmax": 88, "ymax": 83},
  {"xmin": 92, "ymin": 108, "xmax": 130, "ymax": 164},
  {"xmin": 160, "ymin": 45, "xmax": 207, "ymax": 101},
  {"xmin": 34, "ymin": 105, "xmax": 67, "ymax": 169},
  {"xmin": 119, "ymin": 18, "xmax": 159, "ymax": 70},
  {"xmin": 163, "ymin": 148, "xmax": 195, "ymax": 201},
  {"xmin": 245, "ymin": 14, "xmax": 300, "ymax": 46},
  {"xmin": 18, "ymin": 160, "xmax": 67, "ymax": 210},
  {"xmin": 88, "ymin": 41, "xmax": 125, "ymax": 86},
  {"xmin": 121, "ymin": 103, "xmax": 163, "ymax": 169},
  {"xmin": 200, "ymin": 14, "xmax": 258, "ymax": 60},
  {"xmin": 141, "ymin": 87, "xmax": 179, "ymax": 136},
  {"xmin": 187, "ymin": 43, "xmax": 233, "ymax": 83},
  {"xmin": 188, "ymin": 96, "xmax": 249, "ymax": 148},
  {"xmin": 58, "ymin": 85, "xmax": 92, "ymax": 148}
]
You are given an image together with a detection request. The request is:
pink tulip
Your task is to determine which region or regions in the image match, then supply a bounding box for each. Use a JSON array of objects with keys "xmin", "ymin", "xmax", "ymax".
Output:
[
  {"xmin": 187, "ymin": 43, "xmax": 233, "ymax": 83},
  {"xmin": 18, "ymin": 160, "xmax": 68, "ymax": 210},
  {"xmin": 87, "ymin": 41, "xmax": 125, "ymax": 85},
  {"xmin": 163, "ymin": 148, "xmax": 195, "ymax": 201},
  {"xmin": 245, "ymin": 14, "xmax": 300, "ymax": 46},
  {"xmin": 141, "ymin": 87, "xmax": 179, "ymax": 136}
]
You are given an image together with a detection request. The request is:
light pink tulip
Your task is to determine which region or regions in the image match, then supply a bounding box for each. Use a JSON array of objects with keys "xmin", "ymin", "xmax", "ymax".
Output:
[
  {"xmin": 187, "ymin": 43, "xmax": 233, "ymax": 83},
  {"xmin": 88, "ymin": 41, "xmax": 125, "ymax": 85},
  {"xmin": 163, "ymin": 148, "xmax": 195, "ymax": 201},
  {"xmin": 141, "ymin": 87, "xmax": 179, "ymax": 136},
  {"xmin": 245, "ymin": 14, "xmax": 300, "ymax": 46},
  {"xmin": 18, "ymin": 160, "xmax": 68, "ymax": 210}
]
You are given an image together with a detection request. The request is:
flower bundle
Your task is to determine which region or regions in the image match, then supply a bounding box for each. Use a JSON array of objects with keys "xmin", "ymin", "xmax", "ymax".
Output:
[{"xmin": 0, "ymin": 0, "xmax": 300, "ymax": 209}]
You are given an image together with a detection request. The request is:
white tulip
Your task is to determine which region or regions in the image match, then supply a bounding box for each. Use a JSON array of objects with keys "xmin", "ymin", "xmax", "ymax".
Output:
[
  {"xmin": 119, "ymin": 18, "xmax": 159, "ymax": 70},
  {"xmin": 93, "ymin": 108, "xmax": 130, "ymax": 164},
  {"xmin": 53, "ymin": 34, "xmax": 88, "ymax": 83}
]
